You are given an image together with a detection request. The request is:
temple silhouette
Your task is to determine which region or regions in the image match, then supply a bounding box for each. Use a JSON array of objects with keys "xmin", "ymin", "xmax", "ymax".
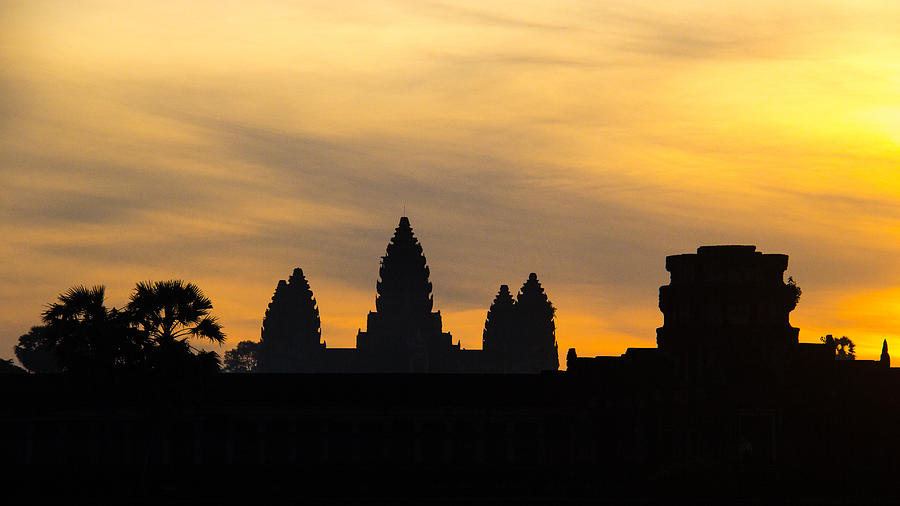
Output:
[
  {"xmin": 3, "ymin": 241, "xmax": 900, "ymax": 503},
  {"xmin": 570, "ymin": 245, "xmax": 809, "ymax": 377},
  {"xmin": 255, "ymin": 216, "xmax": 559, "ymax": 373}
]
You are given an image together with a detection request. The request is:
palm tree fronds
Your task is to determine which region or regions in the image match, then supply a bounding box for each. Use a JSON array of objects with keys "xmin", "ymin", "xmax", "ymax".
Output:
[
  {"xmin": 127, "ymin": 280, "xmax": 225, "ymax": 345},
  {"xmin": 191, "ymin": 316, "xmax": 225, "ymax": 344},
  {"xmin": 42, "ymin": 284, "xmax": 107, "ymax": 323}
]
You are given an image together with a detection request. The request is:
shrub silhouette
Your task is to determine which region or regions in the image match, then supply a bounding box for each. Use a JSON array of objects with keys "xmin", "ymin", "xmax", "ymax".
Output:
[
  {"xmin": 14, "ymin": 326, "xmax": 60, "ymax": 373},
  {"xmin": 224, "ymin": 340, "xmax": 259, "ymax": 373}
]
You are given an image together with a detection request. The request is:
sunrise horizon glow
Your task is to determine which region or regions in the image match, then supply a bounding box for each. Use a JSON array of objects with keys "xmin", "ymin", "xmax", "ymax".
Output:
[{"xmin": 3, "ymin": 0, "xmax": 900, "ymax": 366}]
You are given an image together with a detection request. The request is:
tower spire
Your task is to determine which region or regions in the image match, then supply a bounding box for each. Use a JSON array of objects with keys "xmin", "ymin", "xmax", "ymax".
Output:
[
  {"xmin": 514, "ymin": 273, "xmax": 558, "ymax": 372},
  {"xmin": 880, "ymin": 339, "xmax": 890, "ymax": 368},
  {"xmin": 375, "ymin": 216, "xmax": 433, "ymax": 320}
]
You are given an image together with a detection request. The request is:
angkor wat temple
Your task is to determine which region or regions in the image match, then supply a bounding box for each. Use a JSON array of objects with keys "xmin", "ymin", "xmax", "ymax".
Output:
[
  {"xmin": 255, "ymin": 217, "xmax": 559, "ymax": 373},
  {"xmin": 4, "ymin": 242, "xmax": 900, "ymax": 503}
]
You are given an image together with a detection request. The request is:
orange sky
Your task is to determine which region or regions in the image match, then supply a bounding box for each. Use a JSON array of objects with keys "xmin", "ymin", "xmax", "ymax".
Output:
[{"xmin": 2, "ymin": 0, "xmax": 900, "ymax": 365}]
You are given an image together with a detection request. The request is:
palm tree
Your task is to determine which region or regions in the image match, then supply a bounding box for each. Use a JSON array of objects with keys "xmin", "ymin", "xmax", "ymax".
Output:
[
  {"xmin": 126, "ymin": 280, "xmax": 225, "ymax": 374},
  {"xmin": 126, "ymin": 279, "xmax": 224, "ymax": 344},
  {"xmin": 835, "ymin": 336, "xmax": 856, "ymax": 360},
  {"xmin": 41, "ymin": 285, "xmax": 143, "ymax": 372},
  {"xmin": 820, "ymin": 334, "xmax": 856, "ymax": 360},
  {"xmin": 44, "ymin": 284, "xmax": 108, "ymax": 323}
]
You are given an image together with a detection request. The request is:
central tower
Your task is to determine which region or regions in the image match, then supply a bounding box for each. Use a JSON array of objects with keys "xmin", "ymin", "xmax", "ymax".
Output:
[{"xmin": 356, "ymin": 217, "xmax": 456, "ymax": 372}]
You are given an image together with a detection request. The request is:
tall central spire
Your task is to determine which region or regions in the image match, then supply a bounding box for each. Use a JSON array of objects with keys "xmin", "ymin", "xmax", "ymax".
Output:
[
  {"xmin": 375, "ymin": 217, "xmax": 434, "ymax": 321},
  {"xmin": 356, "ymin": 216, "xmax": 454, "ymax": 372}
]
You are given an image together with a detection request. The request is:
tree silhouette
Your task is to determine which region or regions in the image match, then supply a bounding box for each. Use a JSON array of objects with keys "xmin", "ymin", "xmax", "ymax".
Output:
[
  {"xmin": 514, "ymin": 273, "xmax": 559, "ymax": 372},
  {"xmin": 820, "ymin": 334, "xmax": 855, "ymax": 360},
  {"xmin": 786, "ymin": 276, "xmax": 802, "ymax": 311},
  {"xmin": 41, "ymin": 285, "xmax": 145, "ymax": 372},
  {"xmin": 127, "ymin": 280, "xmax": 225, "ymax": 346},
  {"xmin": 224, "ymin": 340, "xmax": 259, "ymax": 373},
  {"xmin": 483, "ymin": 285, "xmax": 515, "ymax": 372},
  {"xmin": 26, "ymin": 281, "xmax": 225, "ymax": 375},
  {"xmin": 14, "ymin": 326, "xmax": 60, "ymax": 373},
  {"xmin": 126, "ymin": 280, "xmax": 224, "ymax": 374},
  {"xmin": 256, "ymin": 268, "xmax": 321, "ymax": 372}
]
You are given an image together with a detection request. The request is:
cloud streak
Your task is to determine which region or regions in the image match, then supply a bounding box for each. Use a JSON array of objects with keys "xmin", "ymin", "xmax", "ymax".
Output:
[{"xmin": 2, "ymin": 0, "xmax": 900, "ymax": 362}]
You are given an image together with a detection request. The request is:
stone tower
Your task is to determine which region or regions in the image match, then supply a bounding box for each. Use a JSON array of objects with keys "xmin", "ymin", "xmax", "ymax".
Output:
[
  {"xmin": 256, "ymin": 267, "xmax": 323, "ymax": 372},
  {"xmin": 483, "ymin": 284, "xmax": 516, "ymax": 372},
  {"xmin": 657, "ymin": 246, "xmax": 800, "ymax": 379},
  {"xmin": 512, "ymin": 273, "xmax": 559, "ymax": 373},
  {"xmin": 356, "ymin": 217, "xmax": 456, "ymax": 372}
]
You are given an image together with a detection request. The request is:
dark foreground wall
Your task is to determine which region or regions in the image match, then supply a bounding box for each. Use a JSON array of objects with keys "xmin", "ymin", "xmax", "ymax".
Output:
[{"xmin": 2, "ymin": 369, "xmax": 899, "ymax": 504}]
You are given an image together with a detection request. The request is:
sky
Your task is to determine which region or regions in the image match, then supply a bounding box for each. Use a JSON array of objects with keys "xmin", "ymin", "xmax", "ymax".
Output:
[{"xmin": 2, "ymin": 0, "xmax": 900, "ymax": 366}]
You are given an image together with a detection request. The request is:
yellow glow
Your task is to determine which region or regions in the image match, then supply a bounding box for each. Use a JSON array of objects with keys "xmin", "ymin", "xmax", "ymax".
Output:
[{"xmin": 3, "ymin": 0, "xmax": 900, "ymax": 367}]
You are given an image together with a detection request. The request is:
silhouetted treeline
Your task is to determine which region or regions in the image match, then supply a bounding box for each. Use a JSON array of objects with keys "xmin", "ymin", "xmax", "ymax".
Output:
[
  {"xmin": 223, "ymin": 340, "xmax": 258, "ymax": 372},
  {"xmin": 10, "ymin": 281, "xmax": 224, "ymax": 376}
]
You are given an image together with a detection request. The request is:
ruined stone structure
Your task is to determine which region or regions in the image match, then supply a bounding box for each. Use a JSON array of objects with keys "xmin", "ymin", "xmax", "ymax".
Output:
[
  {"xmin": 567, "ymin": 245, "xmax": 898, "ymax": 487},
  {"xmin": 570, "ymin": 245, "xmax": 808, "ymax": 375},
  {"xmin": 656, "ymin": 245, "xmax": 801, "ymax": 380}
]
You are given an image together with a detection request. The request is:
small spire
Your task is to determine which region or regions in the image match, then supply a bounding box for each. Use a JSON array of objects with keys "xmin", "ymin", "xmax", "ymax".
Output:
[{"xmin": 880, "ymin": 339, "xmax": 890, "ymax": 368}]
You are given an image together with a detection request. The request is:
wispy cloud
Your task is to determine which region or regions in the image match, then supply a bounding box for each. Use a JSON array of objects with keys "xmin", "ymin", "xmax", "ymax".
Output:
[
  {"xmin": 2, "ymin": 0, "xmax": 900, "ymax": 363},
  {"xmin": 408, "ymin": 1, "xmax": 573, "ymax": 32}
]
